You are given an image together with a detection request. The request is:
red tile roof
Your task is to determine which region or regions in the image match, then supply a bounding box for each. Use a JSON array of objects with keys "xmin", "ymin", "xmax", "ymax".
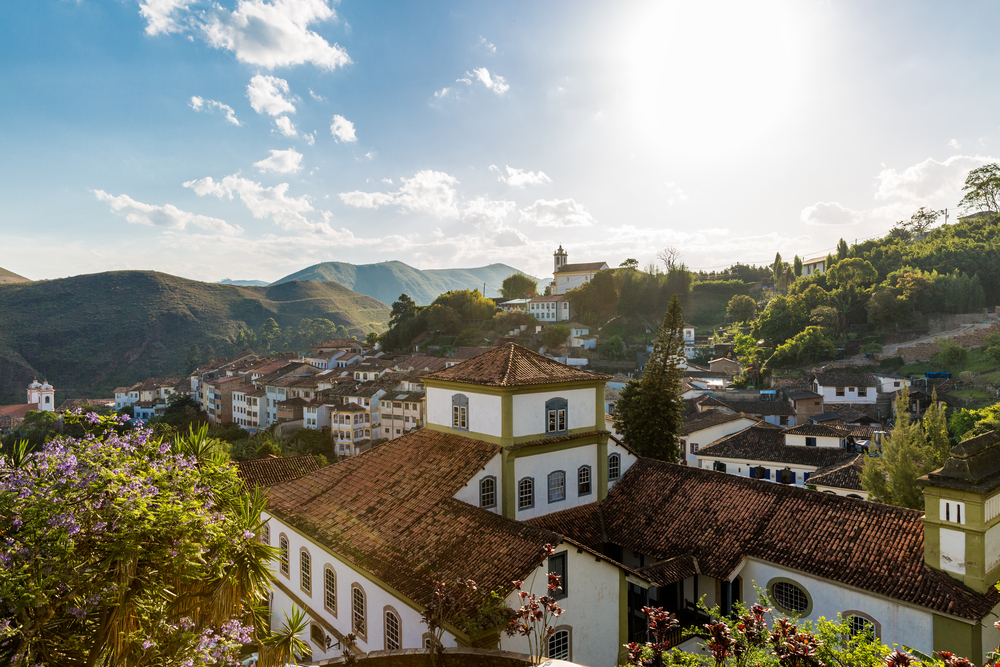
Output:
[
  {"xmin": 697, "ymin": 422, "xmax": 855, "ymax": 468},
  {"xmin": 680, "ymin": 409, "xmax": 753, "ymax": 436},
  {"xmin": 237, "ymin": 455, "xmax": 321, "ymax": 488},
  {"xmin": 554, "ymin": 262, "xmax": 608, "ymax": 274},
  {"xmin": 265, "ymin": 429, "xmax": 561, "ymax": 611},
  {"xmin": 424, "ymin": 343, "xmax": 609, "ymax": 387},
  {"xmin": 808, "ymin": 454, "xmax": 866, "ymax": 492},
  {"xmin": 530, "ymin": 458, "xmax": 1000, "ymax": 620}
]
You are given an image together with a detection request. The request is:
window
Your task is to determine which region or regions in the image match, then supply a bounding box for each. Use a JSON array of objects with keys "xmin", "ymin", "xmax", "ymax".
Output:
[
  {"xmin": 279, "ymin": 534, "xmax": 289, "ymax": 577},
  {"xmin": 300, "ymin": 549, "xmax": 312, "ymax": 594},
  {"xmin": 262, "ymin": 522, "xmax": 270, "ymax": 545},
  {"xmin": 690, "ymin": 442, "xmax": 699, "ymax": 454},
  {"xmin": 858, "ymin": 387, "xmax": 867, "ymax": 397},
  {"xmin": 451, "ymin": 394, "xmax": 468, "ymax": 431},
  {"xmin": 480, "ymin": 476, "xmax": 497, "ymax": 509},
  {"xmin": 548, "ymin": 551, "xmax": 567, "ymax": 599},
  {"xmin": 578, "ymin": 466, "xmax": 592, "ymax": 496},
  {"xmin": 608, "ymin": 453, "xmax": 621, "ymax": 481},
  {"xmin": 311, "ymin": 624, "xmax": 326, "ymax": 649},
  {"xmin": 942, "ymin": 499, "xmax": 966, "ymax": 524},
  {"xmin": 384, "ymin": 608, "xmax": 401, "ymax": 650},
  {"xmin": 836, "ymin": 387, "xmax": 845, "ymax": 397},
  {"xmin": 518, "ymin": 477, "xmax": 535, "ymax": 510},
  {"xmin": 894, "ymin": 381, "xmax": 901, "ymax": 388},
  {"xmin": 848, "ymin": 615, "xmax": 875, "ymax": 638},
  {"xmin": 545, "ymin": 397, "xmax": 568, "ymax": 435},
  {"xmin": 324, "ymin": 566, "xmax": 337, "ymax": 615},
  {"xmin": 779, "ymin": 416, "xmax": 789, "ymax": 426},
  {"xmin": 352, "ymin": 584, "xmax": 367, "ymax": 639},
  {"xmin": 548, "ymin": 629, "xmax": 570, "ymax": 660},
  {"xmin": 548, "ymin": 471, "xmax": 566, "ymax": 503},
  {"xmin": 713, "ymin": 461, "xmax": 727, "ymax": 473},
  {"xmin": 772, "ymin": 581, "xmax": 809, "ymax": 614},
  {"xmin": 805, "ymin": 437, "xmax": 817, "ymax": 447}
]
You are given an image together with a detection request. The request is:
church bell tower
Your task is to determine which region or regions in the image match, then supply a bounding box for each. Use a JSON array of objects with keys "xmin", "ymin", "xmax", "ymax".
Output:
[{"xmin": 553, "ymin": 245, "xmax": 567, "ymax": 273}]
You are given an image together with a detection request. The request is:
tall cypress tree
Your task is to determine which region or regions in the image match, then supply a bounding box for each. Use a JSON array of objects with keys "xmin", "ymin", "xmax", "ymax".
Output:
[
  {"xmin": 861, "ymin": 386, "xmax": 932, "ymax": 509},
  {"xmin": 611, "ymin": 295, "xmax": 685, "ymax": 461}
]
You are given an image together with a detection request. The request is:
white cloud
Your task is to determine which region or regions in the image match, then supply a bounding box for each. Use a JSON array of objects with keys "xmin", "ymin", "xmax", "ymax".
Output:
[
  {"xmin": 874, "ymin": 154, "xmax": 996, "ymax": 205},
  {"xmin": 434, "ymin": 87, "xmax": 453, "ymax": 99},
  {"xmin": 308, "ymin": 88, "xmax": 324, "ymax": 101},
  {"xmin": 254, "ymin": 148, "xmax": 303, "ymax": 174},
  {"xmin": 479, "ymin": 36, "xmax": 496, "ymax": 53},
  {"xmin": 184, "ymin": 174, "xmax": 325, "ymax": 232},
  {"xmin": 470, "ymin": 67, "xmax": 509, "ymax": 94},
  {"xmin": 201, "ymin": 0, "xmax": 351, "ymax": 70},
  {"xmin": 93, "ymin": 189, "xmax": 241, "ymax": 235},
  {"xmin": 361, "ymin": 151, "xmax": 375, "ymax": 160},
  {"xmin": 381, "ymin": 178, "xmax": 393, "ymax": 184},
  {"xmin": 456, "ymin": 77, "xmax": 472, "ymax": 85},
  {"xmin": 800, "ymin": 201, "xmax": 863, "ymax": 226},
  {"xmin": 330, "ymin": 114, "xmax": 357, "ymax": 142},
  {"xmin": 139, "ymin": 0, "xmax": 196, "ymax": 35},
  {"xmin": 275, "ymin": 116, "xmax": 297, "ymax": 136},
  {"xmin": 489, "ymin": 164, "xmax": 552, "ymax": 188},
  {"xmin": 462, "ymin": 196, "xmax": 526, "ymax": 247},
  {"xmin": 247, "ymin": 75, "xmax": 296, "ymax": 116},
  {"xmin": 303, "ymin": 132, "xmax": 315, "ymax": 146},
  {"xmin": 519, "ymin": 199, "xmax": 595, "ymax": 227},
  {"xmin": 189, "ymin": 96, "xmax": 241, "ymax": 125},
  {"xmin": 661, "ymin": 182, "xmax": 688, "ymax": 205},
  {"xmin": 949, "ymin": 139, "xmax": 961, "ymax": 150},
  {"xmin": 339, "ymin": 170, "xmax": 460, "ymax": 218}
]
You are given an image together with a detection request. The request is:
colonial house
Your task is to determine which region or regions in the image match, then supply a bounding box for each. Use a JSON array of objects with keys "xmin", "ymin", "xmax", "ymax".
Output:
[
  {"xmin": 527, "ymin": 295, "xmax": 571, "ymax": 322},
  {"xmin": 678, "ymin": 410, "xmax": 758, "ymax": 469},
  {"xmin": 232, "ymin": 385, "xmax": 264, "ymax": 431},
  {"xmin": 708, "ymin": 358, "xmax": 741, "ymax": 376},
  {"xmin": 695, "ymin": 394, "xmax": 798, "ymax": 427},
  {"xmin": 801, "ymin": 256, "xmax": 826, "ymax": 276},
  {"xmin": 811, "ymin": 372, "xmax": 879, "ymax": 405},
  {"xmin": 566, "ymin": 323, "xmax": 595, "ymax": 349},
  {"xmin": 262, "ymin": 344, "xmax": 639, "ymax": 665},
  {"xmin": 379, "ymin": 389, "xmax": 425, "ymax": 440},
  {"xmin": 550, "ymin": 245, "xmax": 609, "ymax": 295}
]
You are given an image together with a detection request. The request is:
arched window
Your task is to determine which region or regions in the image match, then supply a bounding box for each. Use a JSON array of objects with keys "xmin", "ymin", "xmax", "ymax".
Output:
[
  {"xmin": 300, "ymin": 548, "xmax": 312, "ymax": 595},
  {"xmin": 547, "ymin": 471, "xmax": 566, "ymax": 503},
  {"xmin": 324, "ymin": 566, "xmax": 337, "ymax": 615},
  {"xmin": 279, "ymin": 534, "xmax": 289, "ymax": 577},
  {"xmin": 479, "ymin": 476, "xmax": 497, "ymax": 509},
  {"xmin": 518, "ymin": 477, "xmax": 534, "ymax": 511},
  {"xmin": 384, "ymin": 607, "xmax": 401, "ymax": 650},
  {"xmin": 578, "ymin": 466, "xmax": 592, "ymax": 496},
  {"xmin": 451, "ymin": 394, "xmax": 469, "ymax": 431},
  {"xmin": 545, "ymin": 397, "xmax": 568, "ymax": 435},
  {"xmin": 843, "ymin": 610, "xmax": 880, "ymax": 639},
  {"xmin": 352, "ymin": 584, "xmax": 367, "ymax": 640},
  {"xmin": 311, "ymin": 624, "xmax": 326, "ymax": 649},
  {"xmin": 771, "ymin": 580, "xmax": 810, "ymax": 615},
  {"xmin": 608, "ymin": 453, "xmax": 621, "ymax": 481},
  {"xmin": 548, "ymin": 627, "xmax": 571, "ymax": 660},
  {"xmin": 262, "ymin": 522, "xmax": 270, "ymax": 545}
]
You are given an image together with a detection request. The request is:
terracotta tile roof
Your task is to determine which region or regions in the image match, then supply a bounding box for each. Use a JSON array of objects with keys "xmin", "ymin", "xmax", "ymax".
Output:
[
  {"xmin": 554, "ymin": 262, "xmax": 608, "ymax": 274},
  {"xmin": 505, "ymin": 430, "xmax": 610, "ymax": 451},
  {"xmin": 828, "ymin": 406, "xmax": 880, "ymax": 423},
  {"xmin": 842, "ymin": 425, "xmax": 888, "ymax": 440},
  {"xmin": 424, "ymin": 343, "xmax": 609, "ymax": 387},
  {"xmin": 449, "ymin": 346, "xmax": 495, "ymax": 360},
  {"xmin": 265, "ymin": 429, "xmax": 559, "ymax": 611},
  {"xmin": 532, "ymin": 458, "xmax": 1000, "ymax": 620},
  {"xmin": 0, "ymin": 404, "xmax": 37, "ymax": 418},
  {"xmin": 782, "ymin": 424, "xmax": 849, "ymax": 437},
  {"xmin": 636, "ymin": 555, "xmax": 698, "ymax": 587},
  {"xmin": 237, "ymin": 455, "xmax": 321, "ymax": 488},
  {"xmin": 697, "ymin": 423, "xmax": 856, "ymax": 468},
  {"xmin": 680, "ymin": 409, "xmax": 754, "ymax": 436},
  {"xmin": 809, "ymin": 454, "xmax": 866, "ymax": 491},
  {"xmin": 392, "ymin": 355, "xmax": 451, "ymax": 373},
  {"xmin": 713, "ymin": 399, "xmax": 795, "ymax": 416},
  {"xmin": 812, "ymin": 372, "xmax": 878, "ymax": 388},
  {"xmin": 528, "ymin": 295, "xmax": 568, "ymax": 303},
  {"xmin": 785, "ymin": 389, "xmax": 822, "ymax": 401}
]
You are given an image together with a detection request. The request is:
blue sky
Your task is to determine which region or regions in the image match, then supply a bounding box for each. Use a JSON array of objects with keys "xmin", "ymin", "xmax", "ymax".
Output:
[{"xmin": 2, "ymin": 0, "xmax": 999, "ymax": 286}]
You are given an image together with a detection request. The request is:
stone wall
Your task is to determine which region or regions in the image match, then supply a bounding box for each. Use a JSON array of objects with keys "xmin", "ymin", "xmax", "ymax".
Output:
[
  {"xmin": 896, "ymin": 322, "xmax": 1000, "ymax": 363},
  {"xmin": 927, "ymin": 311, "xmax": 998, "ymax": 334}
]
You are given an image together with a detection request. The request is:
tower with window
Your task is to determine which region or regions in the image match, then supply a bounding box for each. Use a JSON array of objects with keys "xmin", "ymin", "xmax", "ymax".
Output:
[
  {"xmin": 553, "ymin": 245, "xmax": 568, "ymax": 272},
  {"xmin": 26, "ymin": 380, "xmax": 55, "ymax": 412}
]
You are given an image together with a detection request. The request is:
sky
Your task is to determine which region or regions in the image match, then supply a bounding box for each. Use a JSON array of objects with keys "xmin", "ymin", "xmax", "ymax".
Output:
[{"xmin": 2, "ymin": 0, "xmax": 999, "ymax": 288}]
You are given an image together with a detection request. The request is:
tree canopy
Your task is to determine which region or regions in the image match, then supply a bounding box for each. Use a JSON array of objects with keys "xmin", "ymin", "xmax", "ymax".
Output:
[{"xmin": 499, "ymin": 273, "xmax": 538, "ymax": 300}]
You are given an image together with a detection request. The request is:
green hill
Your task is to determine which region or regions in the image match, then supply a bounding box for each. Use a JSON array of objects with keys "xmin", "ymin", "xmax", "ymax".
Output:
[
  {"xmin": 0, "ymin": 266, "xmax": 30, "ymax": 284},
  {"xmin": 272, "ymin": 260, "xmax": 540, "ymax": 305},
  {"xmin": 0, "ymin": 271, "xmax": 389, "ymax": 403}
]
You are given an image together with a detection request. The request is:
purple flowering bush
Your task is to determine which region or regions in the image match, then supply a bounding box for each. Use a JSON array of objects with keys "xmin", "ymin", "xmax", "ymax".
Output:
[{"xmin": 0, "ymin": 413, "xmax": 288, "ymax": 667}]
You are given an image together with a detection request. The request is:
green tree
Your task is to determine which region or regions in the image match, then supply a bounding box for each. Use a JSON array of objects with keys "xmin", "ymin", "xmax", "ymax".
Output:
[
  {"xmin": 259, "ymin": 317, "xmax": 281, "ymax": 352},
  {"xmin": 611, "ymin": 295, "xmax": 685, "ymax": 461},
  {"xmin": 541, "ymin": 324, "xmax": 570, "ymax": 350},
  {"xmin": 619, "ymin": 258, "xmax": 639, "ymax": 270},
  {"xmin": 792, "ymin": 254, "xmax": 803, "ymax": 277},
  {"xmin": 923, "ymin": 389, "xmax": 950, "ymax": 468},
  {"xmin": 365, "ymin": 331, "xmax": 380, "ymax": 346},
  {"xmin": 425, "ymin": 304, "xmax": 462, "ymax": 334},
  {"xmin": 867, "ymin": 287, "xmax": 907, "ymax": 331},
  {"xmin": 389, "ymin": 293, "xmax": 418, "ymax": 327},
  {"xmin": 0, "ymin": 415, "xmax": 304, "ymax": 666},
  {"xmin": 765, "ymin": 326, "xmax": 836, "ymax": 369},
  {"xmin": 186, "ymin": 344, "xmax": 202, "ymax": 371},
  {"xmin": 905, "ymin": 206, "xmax": 941, "ymax": 234},
  {"xmin": 597, "ymin": 334, "xmax": 627, "ymax": 361},
  {"xmin": 837, "ymin": 238, "xmax": 850, "ymax": 260},
  {"xmin": 770, "ymin": 252, "xmax": 784, "ymax": 288},
  {"xmin": 500, "ymin": 273, "xmax": 538, "ymax": 300},
  {"xmin": 809, "ymin": 305, "xmax": 839, "ymax": 331},
  {"xmin": 861, "ymin": 386, "xmax": 930, "ymax": 509},
  {"xmin": 726, "ymin": 294, "xmax": 756, "ymax": 322},
  {"xmin": 826, "ymin": 257, "xmax": 877, "ymax": 289},
  {"xmin": 958, "ymin": 162, "xmax": 1000, "ymax": 213}
]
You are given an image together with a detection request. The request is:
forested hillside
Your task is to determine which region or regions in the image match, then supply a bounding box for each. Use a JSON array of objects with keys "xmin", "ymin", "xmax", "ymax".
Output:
[{"xmin": 0, "ymin": 272, "xmax": 389, "ymax": 402}]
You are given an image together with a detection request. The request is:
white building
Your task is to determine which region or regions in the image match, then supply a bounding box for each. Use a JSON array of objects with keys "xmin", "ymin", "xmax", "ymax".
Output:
[
  {"xmin": 527, "ymin": 294, "xmax": 572, "ymax": 322},
  {"xmin": 678, "ymin": 409, "xmax": 757, "ymax": 469},
  {"xmin": 801, "ymin": 256, "xmax": 826, "ymax": 276},
  {"xmin": 811, "ymin": 372, "xmax": 878, "ymax": 405},
  {"xmin": 550, "ymin": 246, "xmax": 609, "ymax": 296}
]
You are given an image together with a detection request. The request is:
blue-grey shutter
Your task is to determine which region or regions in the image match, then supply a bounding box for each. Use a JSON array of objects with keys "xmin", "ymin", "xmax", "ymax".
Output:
[
  {"xmin": 764, "ymin": 469, "xmax": 771, "ymax": 480},
  {"xmin": 804, "ymin": 472, "xmax": 811, "ymax": 481},
  {"xmin": 748, "ymin": 468, "xmax": 754, "ymax": 478},
  {"xmin": 790, "ymin": 472, "xmax": 797, "ymax": 484}
]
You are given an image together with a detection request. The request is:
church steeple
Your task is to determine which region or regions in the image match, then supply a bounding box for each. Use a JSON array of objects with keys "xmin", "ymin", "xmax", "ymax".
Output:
[
  {"xmin": 553, "ymin": 245, "xmax": 567, "ymax": 273},
  {"xmin": 918, "ymin": 431, "xmax": 1000, "ymax": 593}
]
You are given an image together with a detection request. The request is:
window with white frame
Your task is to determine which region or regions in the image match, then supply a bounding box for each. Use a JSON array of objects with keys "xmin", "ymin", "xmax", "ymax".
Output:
[
  {"xmin": 608, "ymin": 453, "xmax": 621, "ymax": 481},
  {"xmin": 548, "ymin": 629, "xmax": 570, "ymax": 660},
  {"xmin": 262, "ymin": 522, "xmax": 270, "ymax": 545},
  {"xmin": 300, "ymin": 549, "xmax": 312, "ymax": 594},
  {"xmin": 848, "ymin": 614, "xmax": 876, "ymax": 638},
  {"xmin": 324, "ymin": 566, "xmax": 336, "ymax": 614},
  {"xmin": 279, "ymin": 535, "xmax": 289, "ymax": 577},
  {"xmin": 480, "ymin": 476, "xmax": 497, "ymax": 509},
  {"xmin": 548, "ymin": 471, "xmax": 566, "ymax": 503},
  {"xmin": 545, "ymin": 397, "xmax": 568, "ymax": 435},
  {"xmin": 384, "ymin": 609, "xmax": 400, "ymax": 650},
  {"xmin": 352, "ymin": 585, "xmax": 367, "ymax": 639},
  {"xmin": 518, "ymin": 477, "xmax": 534, "ymax": 510},
  {"xmin": 578, "ymin": 466, "xmax": 591, "ymax": 496}
]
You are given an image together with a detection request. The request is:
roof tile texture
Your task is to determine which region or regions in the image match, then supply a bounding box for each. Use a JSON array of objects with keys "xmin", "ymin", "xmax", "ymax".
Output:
[{"xmin": 424, "ymin": 343, "xmax": 609, "ymax": 387}]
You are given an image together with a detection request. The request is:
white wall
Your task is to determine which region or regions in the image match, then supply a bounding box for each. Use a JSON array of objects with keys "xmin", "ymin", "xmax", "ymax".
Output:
[
  {"xmin": 738, "ymin": 558, "xmax": 935, "ymax": 655},
  {"xmin": 813, "ymin": 383, "xmax": 877, "ymax": 405},
  {"xmin": 426, "ymin": 387, "xmax": 503, "ymax": 436},
  {"xmin": 785, "ymin": 434, "xmax": 843, "ymax": 448},
  {"xmin": 513, "ymin": 388, "xmax": 597, "ymax": 437},
  {"xmin": 697, "ymin": 456, "xmax": 817, "ymax": 486},
  {"xmin": 499, "ymin": 545, "xmax": 623, "ymax": 667},
  {"xmin": 555, "ymin": 273, "xmax": 596, "ymax": 295},
  {"xmin": 264, "ymin": 513, "xmax": 455, "ymax": 658},
  {"xmin": 812, "ymin": 484, "xmax": 868, "ymax": 500},
  {"xmin": 681, "ymin": 419, "xmax": 755, "ymax": 469},
  {"xmin": 452, "ymin": 453, "xmax": 503, "ymax": 514},
  {"xmin": 608, "ymin": 440, "xmax": 637, "ymax": 490},
  {"xmin": 876, "ymin": 376, "xmax": 910, "ymax": 393},
  {"xmin": 514, "ymin": 444, "xmax": 598, "ymax": 521}
]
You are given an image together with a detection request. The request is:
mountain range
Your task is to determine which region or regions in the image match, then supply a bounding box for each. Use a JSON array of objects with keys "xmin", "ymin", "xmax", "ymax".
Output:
[
  {"xmin": 270, "ymin": 261, "xmax": 538, "ymax": 306},
  {"xmin": 0, "ymin": 271, "xmax": 389, "ymax": 403}
]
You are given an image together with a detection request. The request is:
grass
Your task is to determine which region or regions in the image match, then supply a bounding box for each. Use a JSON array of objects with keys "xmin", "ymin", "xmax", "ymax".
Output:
[
  {"xmin": 0, "ymin": 271, "xmax": 390, "ymax": 403},
  {"xmin": 899, "ymin": 348, "xmax": 1000, "ymax": 379},
  {"xmin": 950, "ymin": 389, "xmax": 994, "ymax": 400}
]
